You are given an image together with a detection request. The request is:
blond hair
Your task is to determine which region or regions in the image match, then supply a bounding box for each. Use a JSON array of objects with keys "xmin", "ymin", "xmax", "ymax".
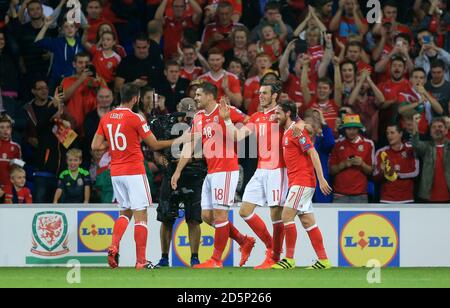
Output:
[
  {"xmin": 66, "ymin": 148, "xmax": 82, "ymax": 160},
  {"xmin": 10, "ymin": 166, "xmax": 26, "ymax": 178}
]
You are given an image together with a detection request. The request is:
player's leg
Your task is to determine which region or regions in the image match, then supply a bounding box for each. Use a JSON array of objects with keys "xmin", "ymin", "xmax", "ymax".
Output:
[
  {"xmin": 108, "ymin": 177, "xmax": 131, "ymax": 268},
  {"xmin": 241, "ymin": 170, "xmax": 273, "ymax": 256},
  {"xmin": 299, "ymin": 213, "xmax": 332, "ymax": 270},
  {"xmin": 270, "ymin": 206, "xmax": 285, "ymax": 263},
  {"xmin": 130, "ymin": 174, "xmax": 154, "ymax": 269},
  {"xmin": 272, "ymin": 186, "xmax": 303, "ymax": 270}
]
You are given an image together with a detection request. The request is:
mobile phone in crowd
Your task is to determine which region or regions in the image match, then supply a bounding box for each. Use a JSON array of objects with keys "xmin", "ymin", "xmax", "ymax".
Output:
[{"xmin": 423, "ymin": 35, "xmax": 431, "ymax": 44}]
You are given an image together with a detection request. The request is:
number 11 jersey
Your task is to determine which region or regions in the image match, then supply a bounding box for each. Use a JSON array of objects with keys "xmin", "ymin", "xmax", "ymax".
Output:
[{"xmin": 96, "ymin": 107, "xmax": 153, "ymax": 176}]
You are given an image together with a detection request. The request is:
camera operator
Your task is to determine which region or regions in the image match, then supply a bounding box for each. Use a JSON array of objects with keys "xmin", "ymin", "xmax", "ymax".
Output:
[{"xmin": 150, "ymin": 97, "xmax": 207, "ymax": 268}]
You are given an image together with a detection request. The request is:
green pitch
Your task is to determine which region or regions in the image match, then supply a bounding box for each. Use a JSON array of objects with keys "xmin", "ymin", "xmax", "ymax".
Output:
[{"xmin": 0, "ymin": 267, "xmax": 449, "ymax": 288}]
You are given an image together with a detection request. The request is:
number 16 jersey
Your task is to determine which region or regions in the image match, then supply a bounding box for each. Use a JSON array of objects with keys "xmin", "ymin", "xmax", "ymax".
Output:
[{"xmin": 96, "ymin": 107, "xmax": 153, "ymax": 176}]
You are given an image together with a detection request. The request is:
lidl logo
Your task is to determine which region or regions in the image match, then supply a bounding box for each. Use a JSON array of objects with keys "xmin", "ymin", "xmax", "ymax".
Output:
[
  {"xmin": 172, "ymin": 213, "xmax": 233, "ymax": 267},
  {"xmin": 338, "ymin": 212, "xmax": 400, "ymax": 267},
  {"xmin": 78, "ymin": 211, "xmax": 118, "ymax": 253}
]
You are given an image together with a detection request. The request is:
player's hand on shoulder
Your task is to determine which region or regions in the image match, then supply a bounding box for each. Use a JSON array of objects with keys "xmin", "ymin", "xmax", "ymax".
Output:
[{"xmin": 219, "ymin": 96, "xmax": 231, "ymax": 121}]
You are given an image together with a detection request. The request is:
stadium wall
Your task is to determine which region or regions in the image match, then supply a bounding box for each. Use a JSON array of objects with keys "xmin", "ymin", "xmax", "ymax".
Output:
[{"xmin": 0, "ymin": 204, "xmax": 449, "ymax": 267}]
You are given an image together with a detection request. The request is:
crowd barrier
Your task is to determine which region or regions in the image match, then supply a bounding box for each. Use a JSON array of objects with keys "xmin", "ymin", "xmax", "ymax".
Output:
[{"xmin": 0, "ymin": 204, "xmax": 449, "ymax": 267}]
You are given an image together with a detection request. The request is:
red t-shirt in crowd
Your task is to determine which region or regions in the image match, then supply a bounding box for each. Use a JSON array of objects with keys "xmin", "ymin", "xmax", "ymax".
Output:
[
  {"xmin": 180, "ymin": 66, "xmax": 204, "ymax": 81},
  {"xmin": 283, "ymin": 74, "xmax": 316, "ymax": 116},
  {"xmin": 191, "ymin": 104, "xmax": 247, "ymax": 174},
  {"xmin": 202, "ymin": 22, "xmax": 240, "ymax": 52},
  {"xmin": 430, "ymin": 145, "xmax": 450, "ymax": 202},
  {"xmin": 0, "ymin": 140, "xmax": 21, "ymax": 187},
  {"xmin": 329, "ymin": 135, "xmax": 375, "ymax": 196},
  {"xmin": 246, "ymin": 107, "xmax": 285, "ymax": 170},
  {"xmin": 374, "ymin": 143, "xmax": 419, "ymax": 203},
  {"xmin": 282, "ymin": 122, "xmax": 316, "ymax": 188},
  {"xmin": 96, "ymin": 107, "xmax": 153, "ymax": 177},
  {"xmin": 90, "ymin": 46, "xmax": 121, "ymax": 83},
  {"xmin": 199, "ymin": 71, "xmax": 241, "ymax": 102},
  {"xmin": 308, "ymin": 98, "xmax": 339, "ymax": 133},
  {"xmin": 163, "ymin": 15, "xmax": 197, "ymax": 60},
  {"xmin": 260, "ymin": 39, "xmax": 284, "ymax": 63}
]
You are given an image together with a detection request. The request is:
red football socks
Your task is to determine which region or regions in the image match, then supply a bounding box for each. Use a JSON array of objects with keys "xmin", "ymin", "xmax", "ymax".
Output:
[
  {"xmin": 272, "ymin": 221, "xmax": 285, "ymax": 260},
  {"xmin": 245, "ymin": 213, "xmax": 272, "ymax": 249},
  {"xmin": 284, "ymin": 222, "xmax": 297, "ymax": 259},
  {"xmin": 229, "ymin": 222, "xmax": 245, "ymax": 245},
  {"xmin": 134, "ymin": 222, "xmax": 148, "ymax": 264},
  {"xmin": 212, "ymin": 221, "xmax": 230, "ymax": 261},
  {"xmin": 306, "ymin": 225, "xmax": 328, "ymax": 260}
]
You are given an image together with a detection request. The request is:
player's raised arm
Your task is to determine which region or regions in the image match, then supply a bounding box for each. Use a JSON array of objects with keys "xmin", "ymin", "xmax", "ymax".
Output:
[{"xmin": 307, "ymin": 147, "xmax": 333, "ymax": 196}]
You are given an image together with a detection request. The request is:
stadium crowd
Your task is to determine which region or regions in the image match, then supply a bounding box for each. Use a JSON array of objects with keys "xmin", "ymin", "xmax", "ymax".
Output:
[{"xmin": 0, "ymin": 0, "xmax": 449, "ymax": 205}]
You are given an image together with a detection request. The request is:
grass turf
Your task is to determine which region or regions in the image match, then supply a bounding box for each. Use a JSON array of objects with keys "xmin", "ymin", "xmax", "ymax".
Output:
[{"xmin": 0, "ymin": 267, "xmax": 449, "ymax": 288}]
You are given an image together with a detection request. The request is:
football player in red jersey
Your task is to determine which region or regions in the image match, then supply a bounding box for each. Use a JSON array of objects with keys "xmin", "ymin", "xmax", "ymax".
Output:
[
  {"xmin": 92, "ymin": 83, "xmax": 183, "ymax": 269},
  {"xmin": 272, "ymin": 101, "xmax": 332, "ymax": 270},
  {"xmin": 171, "ymin": 82, "xmax": 256, "ymax": 268}
]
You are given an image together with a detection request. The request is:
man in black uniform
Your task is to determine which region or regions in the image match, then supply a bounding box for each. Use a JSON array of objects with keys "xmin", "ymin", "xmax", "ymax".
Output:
[{"xmin": 151, "ymin": 98, "xmax": 207, "ymax": 267}]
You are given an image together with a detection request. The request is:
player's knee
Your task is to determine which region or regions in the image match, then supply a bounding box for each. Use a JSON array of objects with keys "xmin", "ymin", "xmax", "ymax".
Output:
[{"xmin": 239, "ymin": 206, "xmax": 253, "ymax": 218}]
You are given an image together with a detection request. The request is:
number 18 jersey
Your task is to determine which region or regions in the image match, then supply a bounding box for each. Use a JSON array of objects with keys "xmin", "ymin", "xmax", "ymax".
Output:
[{"xmin": 96, "ymin": 107, "xmax": 153, "ymax": 176}]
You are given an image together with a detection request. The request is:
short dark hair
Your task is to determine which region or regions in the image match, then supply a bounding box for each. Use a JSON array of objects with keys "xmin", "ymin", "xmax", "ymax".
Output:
[
  {"xmin": 121, "ymin": 83, "xmax": 141, "ymax": 104},
  {"xmin": 260, "ymin": 81, "xmax": 282, "ymax": 97},
  {"xmin": 218, "ymin": 1, "xmax": 233, "ymax": 10},
  {"xmin": 27, "ymin": 0, "xmax": 42, "ymax": 8},
  {"xmin": 340, "ymin": 60, "xmax": 357, "ymax": 73},
  {"xmin": 198, "ymin": 82, "xmax": 218, "ymax": 99},
  {"xmin": 208, "ymin": 47, "xmax": 224, "ymax": 57},
  {"xmin": 386, "ymin": 123, "xmax": 403, "ymax": 134},
  {"xmin": 411, "ymin": 67, "xmax": 427, "ymax": 77},
  {"xmin": 278, "ymin": 100, "xmax": 297, "ymax": 121},
  {"xmin": 395, "ymin": 33, "xmax": 411, "ymax": 45},
  {"xmin": 383, "ymin": 0, "xmax": 398, "ymax": 9},
  {"xmin": 391, "ymin": 55, "xmax": 406, "ymax": 66},
  {"xmin": 346, "ymin": 40, "xmax": 363, "ymax": 51},
  {"xmin": 74, "ymin": 51, "xmax": 91, "ymax": 62},
  {"xmin": 431, "ymin": 59, "xmax": 446, "ymax": 70},
  {"xmin": 32, "ymin": 79, "xmax": 48, "ymax": 89},
  {"xmin": 317, "ymin": 77, "xmax": 333, "ymax": 88},
  {"xmin": 134, "ymin": 33, "xmax": 149, "ymax": 44},
  {"xmin": 165, "ymin": 60, "xmax": 180, "ymax": 70}
]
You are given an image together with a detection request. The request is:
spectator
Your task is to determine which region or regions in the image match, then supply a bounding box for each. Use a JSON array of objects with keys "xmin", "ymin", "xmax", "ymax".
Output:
[
  {"xmin": 415, "ymin": 29, "xmax": 450, "ymax": 81},
  {"xmin": 154, "ymin": 0, "xmax": 202, "ymax": 60},
  {"xmin": 0, "ymin": 31, "xmax": 19, "ymax": 102},
  {"xmin": 227, "ymin": 57, "xmax": 245, "ymax": 87},
  {"xmin": 347, "ymin": 69, "xmax": 385, "ymax": 143},
  {"xmin": 250, "ymin": 1, "xmax": 293, "ymax": 43},
  {"xmin": 339, "ymin": 41, "xmax": 373, "ymax": 74},
  {"xmin": 201, "ymin": 1, "xmax": 241, "ymax": 53},
  {"xmin": 414, "ymin": 0, "xmax": 450, "ymax": 50},
  {"xmin": 256, "ymin": 24, "xmax": 286, "ymax": 64},
  {"xmin": 329, "ymin": 114, "xmax": 374, "ymax": 203},
  {"xmin": 0, "ymin": 113, "xmax": 21, "ymax": 188},
  {"xmin": 1, "ymin": 166, "xmax": 32, "ymax": 204},
  {"xmin": 313, "ymin": 0, "xmax": 333, "ymax": 30},
  {"xmin": 115, "ymin": 34, "xmax": 164, "ymax": 98},
  {"xmin": 146, "ymin": 19, "xmax": 165, "ymax": 67},
  {"xmin": 372, "ymin": 0, "xmax": 413, "ymax": 41},
  {"xmin": 412, "ymin": 115, "xmax": 450, "ymax": 203},
  {"xmin": 244, "ymin": 52, "xmax": 272, "ymax": 114},
  {"xmin": 24, "ymin": 80, "xmax": 66, "ymax": 203},
  {"xmin": 203, "ymin": 0, "xmax": 242, "ymax": 25},
  {"xmin": 95, "ymin": 22, "xmax": 126, "ymax": 58},
  {"xmin": 337, "ymin": 60, "xmax": 357, "ymax": 105},
  {"xmin": 224, "ymin": 25, "xmax": 251, "ymax": 70},
  {"xmin": 140, "ymin": 87, "xmax": 169, "ymax": 117},
  {"xmin": 35, "ymin": 17, "xmax": 85, "ymax": 90},
  {"xmin": 177, "ymin": 43, "xmax": 209, "ymax": 81},
  {"xmin": 82, "ymin": 28, "xmax": 122, "ymax": 87},
  {"xmin": 156, "ymin": 60, "xmax": 190, "ymax": 113},
  {"xmin": 301, "ymin": 56, "xmax": 342, "ymax": 134},
  {"xmin": 61, "ymin": 52, "xmax": 107, "ymax": 132},
  {"xmin": 199, "ymin": 48, "xmax": 242, "ymax": 107},
  {"xmin": 84, "ymin": 0, "xmax": 113, "ymax": 44},
  {"xmin": 83, "ymin": 87, "xmax": 113, "ymax": 169},
  {"xmin": 426, "ymin": 59, "xmax": 450, "ymax": 116},
  {"xmin": 8, "ymin": 0, "xmax": 56, "ymax": 99},
  {"xmin": 374, "ymin": 124, "xmax": 419, "ymax": 204},
  {"xmin": 303, "ymin": 108, "xmax": 335, "ymax": 203},
  {"xmin": 53, "ymin": 148, "xmax": 90, "ymax": 204},
  {"xmin": 329, "ymin": 0, "xmax": 369, "ymax": 43}
]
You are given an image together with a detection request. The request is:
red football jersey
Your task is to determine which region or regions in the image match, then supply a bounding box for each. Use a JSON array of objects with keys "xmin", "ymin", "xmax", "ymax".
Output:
[
  {"xmin": 202, "ymin": 22, "xmax": 240, "ymax": 52},
  {"xmin": 163, "ymin": 16, "xmax": 197, "ymax": 60},
  {"xmin": 199, "ymin": 71, "xmax": 241, "ymax": 102},
  {"xmin": 180, "ymin": 66, "xmax": 204, "ymax": 81},
  {"xmin": 96, "ymin": 108, "xmax": 153, "ymax": 176},
  {"xmin": 398, "ymin": 87, "xmax": 430, "ymax": 135},
  {"xmin": 90, "ymin": 45, "xmax": 121, "ymax": 83},
  {"xmin": 282, "ymin": 122, "xmax": 316, "ymax": 188},
  {"xmin": 246, "ymin": 107, "xmax": 285, "ymax": 170},
  {"xmin": 0, "ymin": 140, "xmax": 21, "ymax": 187},
  {"xmin": 374, "ymin": 144, "xmax": 419, "ymax": 203},
  {"xmin": 329, "ymin": 136, "xmax": 375, "ymax": 196},
  {"xmin": 191, "ymin": 104, "xmax": 246, "ymax": 174},
  {"xmin": 283, "ymin": 73, "xmax": 316, "ymax": 116}
]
